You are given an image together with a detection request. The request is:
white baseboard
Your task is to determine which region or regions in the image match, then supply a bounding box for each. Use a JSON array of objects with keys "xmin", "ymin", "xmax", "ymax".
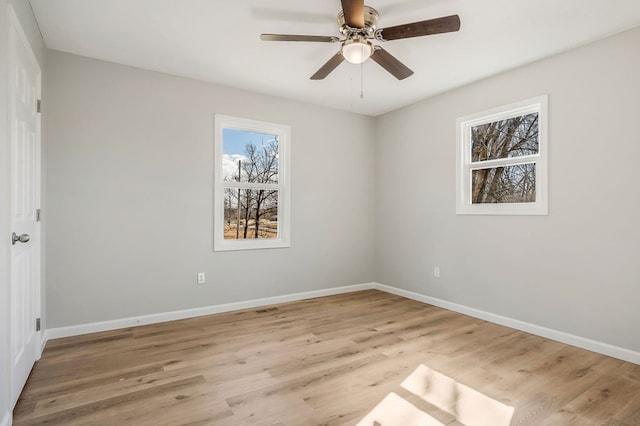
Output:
[
  {"xmin": 0, "ymin": 411, "xmax": 10, "ymax": 426},
  {"xmin": 44, "ymin": 281, "xmax": 640, "ymax": 365},
  {"xmin": 47, "ymin": 283, "xmax": 376, "ymax": 340},
  {"xmin": 373, "ymin": 283, "xmax": 640, "ymax": 365}
]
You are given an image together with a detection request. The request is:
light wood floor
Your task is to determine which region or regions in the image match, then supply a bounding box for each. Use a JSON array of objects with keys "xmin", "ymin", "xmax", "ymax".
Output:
[{"xmin": 13, "ymin": 290, "xmax": 640, "ymax": 425}]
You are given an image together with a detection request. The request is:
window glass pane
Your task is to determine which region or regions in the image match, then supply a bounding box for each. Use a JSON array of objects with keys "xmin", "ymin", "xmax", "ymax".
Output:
[
  {"xmin": 222, "ymin": 129, "xmax": 279, "ymax": 183},
  {"xmin": 471, "ymin": 113, "xmax": 538, "ymax": 162},
  {"xmin": 223, "ymin": 188, "xmax": 279, "ymax": 239},
  {"xmin": 471, "ymin": 163, "xmax": 536, "ymax": 204}
]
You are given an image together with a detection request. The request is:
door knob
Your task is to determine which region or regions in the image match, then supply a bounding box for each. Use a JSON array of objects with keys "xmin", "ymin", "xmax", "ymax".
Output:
[{"xmin": 12, "ymin": 233, "xmax": 30, "ymax": 245}]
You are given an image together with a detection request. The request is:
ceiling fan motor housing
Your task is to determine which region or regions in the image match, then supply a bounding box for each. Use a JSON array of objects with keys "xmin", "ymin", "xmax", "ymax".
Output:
[{"xmin": 338, "ymin": 5, "xmax": 379, "ymax": 39}]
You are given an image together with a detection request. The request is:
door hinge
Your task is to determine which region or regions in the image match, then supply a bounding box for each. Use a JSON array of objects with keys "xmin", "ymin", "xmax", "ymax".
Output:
[
  {"xmin": 36, "ymin": 99, "xmax": 41, "ymax": 113},
  {"xmin": 36, "ymin": 208, "xmax": 41, "ymax": 222},
  {"xmin": 36, "ymin": 318, "xmax": 41, "ymax": 332}
]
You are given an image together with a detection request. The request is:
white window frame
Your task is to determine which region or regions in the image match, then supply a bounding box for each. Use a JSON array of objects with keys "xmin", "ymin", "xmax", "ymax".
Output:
[
  {"xmin": 456, "ymin": 95, "xmax": 548, "ymax": 215},
  {"xmin": 214, "ymin": 114, "xmax": 291, "ymax": 251}
]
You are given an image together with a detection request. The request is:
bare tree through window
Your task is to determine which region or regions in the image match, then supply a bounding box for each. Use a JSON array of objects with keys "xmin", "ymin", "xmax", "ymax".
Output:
[
  {"xmin": 456, "ymin": 96, "xmax": 547, "ymax": 215},
  {"xmin": 214, "ymin": 115, "xmax": 290, "ymax": 251},
  {"xmin": 223, "ymin": 131, "xmax": 279, "ymax": 240},
  {"xmin": 470, "ymin": 113, "xmax": 538, "ymax": 204}
]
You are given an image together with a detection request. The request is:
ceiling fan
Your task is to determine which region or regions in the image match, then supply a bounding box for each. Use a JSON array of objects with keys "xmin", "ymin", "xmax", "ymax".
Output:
[{"xmin": 260, "ymin": 0, "xmax": 460, "ymax": 80}]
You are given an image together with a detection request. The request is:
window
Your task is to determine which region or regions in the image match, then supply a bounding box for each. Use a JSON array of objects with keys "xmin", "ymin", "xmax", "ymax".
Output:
[
  {"xmin": 214, "ymin": 115, "xmax": 290, "ymax": 251},
  {"xmin": 456, "ymin": 95, "xmax": 548, "ymax": 215}
]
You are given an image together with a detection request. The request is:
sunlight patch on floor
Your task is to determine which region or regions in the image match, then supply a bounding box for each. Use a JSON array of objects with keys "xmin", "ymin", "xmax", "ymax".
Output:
[
  {"xmin": 358, "ymin": 364, "xmax": 514, "ymax": 426},
  {"xmin": 356, "ymin": 392, "xmax": 444, "ymax": 426},
  {"xmin": 401, "ymin": 364, "xmax": 514, "ymax": 426}
]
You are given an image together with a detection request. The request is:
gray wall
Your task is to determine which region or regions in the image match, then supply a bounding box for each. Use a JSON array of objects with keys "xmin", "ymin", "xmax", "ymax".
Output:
[
  {"xmin": 44, "ymin": 50, "xmax": 376, "ymax": 328},
  {"xmin": 0, "ymin": 0, "xmax": 46, "ymax": 421},
  {"xmin": 375, "ymin": 27, "xmax": 640, "ymax": 352},
  {"xmin": 30, "ymin": 15, "xmax": 640, "ymax": 409}
]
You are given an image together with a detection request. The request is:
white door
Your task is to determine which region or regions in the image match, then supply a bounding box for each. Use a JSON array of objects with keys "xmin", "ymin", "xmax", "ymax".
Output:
[{"xmin": 8, "ymin": 5, "xmax": 42, "ymax": 407}]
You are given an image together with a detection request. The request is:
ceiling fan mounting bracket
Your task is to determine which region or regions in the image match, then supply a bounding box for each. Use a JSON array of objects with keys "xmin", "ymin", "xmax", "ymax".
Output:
[{"xmin": 373, "ymin": 28, "xmax": 386, "ymax": 42}]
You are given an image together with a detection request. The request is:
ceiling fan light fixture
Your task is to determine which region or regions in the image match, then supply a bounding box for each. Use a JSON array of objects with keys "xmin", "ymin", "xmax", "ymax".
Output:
[{"xmin": 341, "ymin": 38, "xmax": 373, "ymax": 64}]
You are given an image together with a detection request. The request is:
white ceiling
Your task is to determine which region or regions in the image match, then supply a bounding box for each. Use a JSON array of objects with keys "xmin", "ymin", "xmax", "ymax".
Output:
[{"xmin": 30, "ymin": 0, "xmax": 640, "ymax": 116}]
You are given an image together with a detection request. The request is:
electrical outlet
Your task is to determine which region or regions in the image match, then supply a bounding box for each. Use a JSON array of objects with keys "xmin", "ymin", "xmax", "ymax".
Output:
[
  {"xmin": 197, "ymin": 272, "xmax": 206, "ymax": 285},
  {"xmin": 433, "ymin": 266, "xmax": 441, "ymax": 278}
]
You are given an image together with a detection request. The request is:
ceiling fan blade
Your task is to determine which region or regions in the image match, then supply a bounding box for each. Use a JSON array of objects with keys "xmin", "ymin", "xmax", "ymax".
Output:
[
  {"xmin": 379, "ymin": 14, "xmax": 460, "ymax": 41},
  {"xmin": 310, "ymin": 53, "xmax": 345, "ymax": 80},
  {"xmin": 261, "ymin": 34, "xmax": 340, "ymax": 43},
  {"xmin": 341, "ymin": 0, "xmax": 365, "ymax": 28},
  {"xmin": 370, "ymin": 47, "xmax": 414, "ymax": 80}
]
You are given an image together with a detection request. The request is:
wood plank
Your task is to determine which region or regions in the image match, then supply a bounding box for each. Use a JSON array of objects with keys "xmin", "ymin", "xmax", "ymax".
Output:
[{"xmin": 13, "ymin": 290, "xmax": 640, "ymax": 425}]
